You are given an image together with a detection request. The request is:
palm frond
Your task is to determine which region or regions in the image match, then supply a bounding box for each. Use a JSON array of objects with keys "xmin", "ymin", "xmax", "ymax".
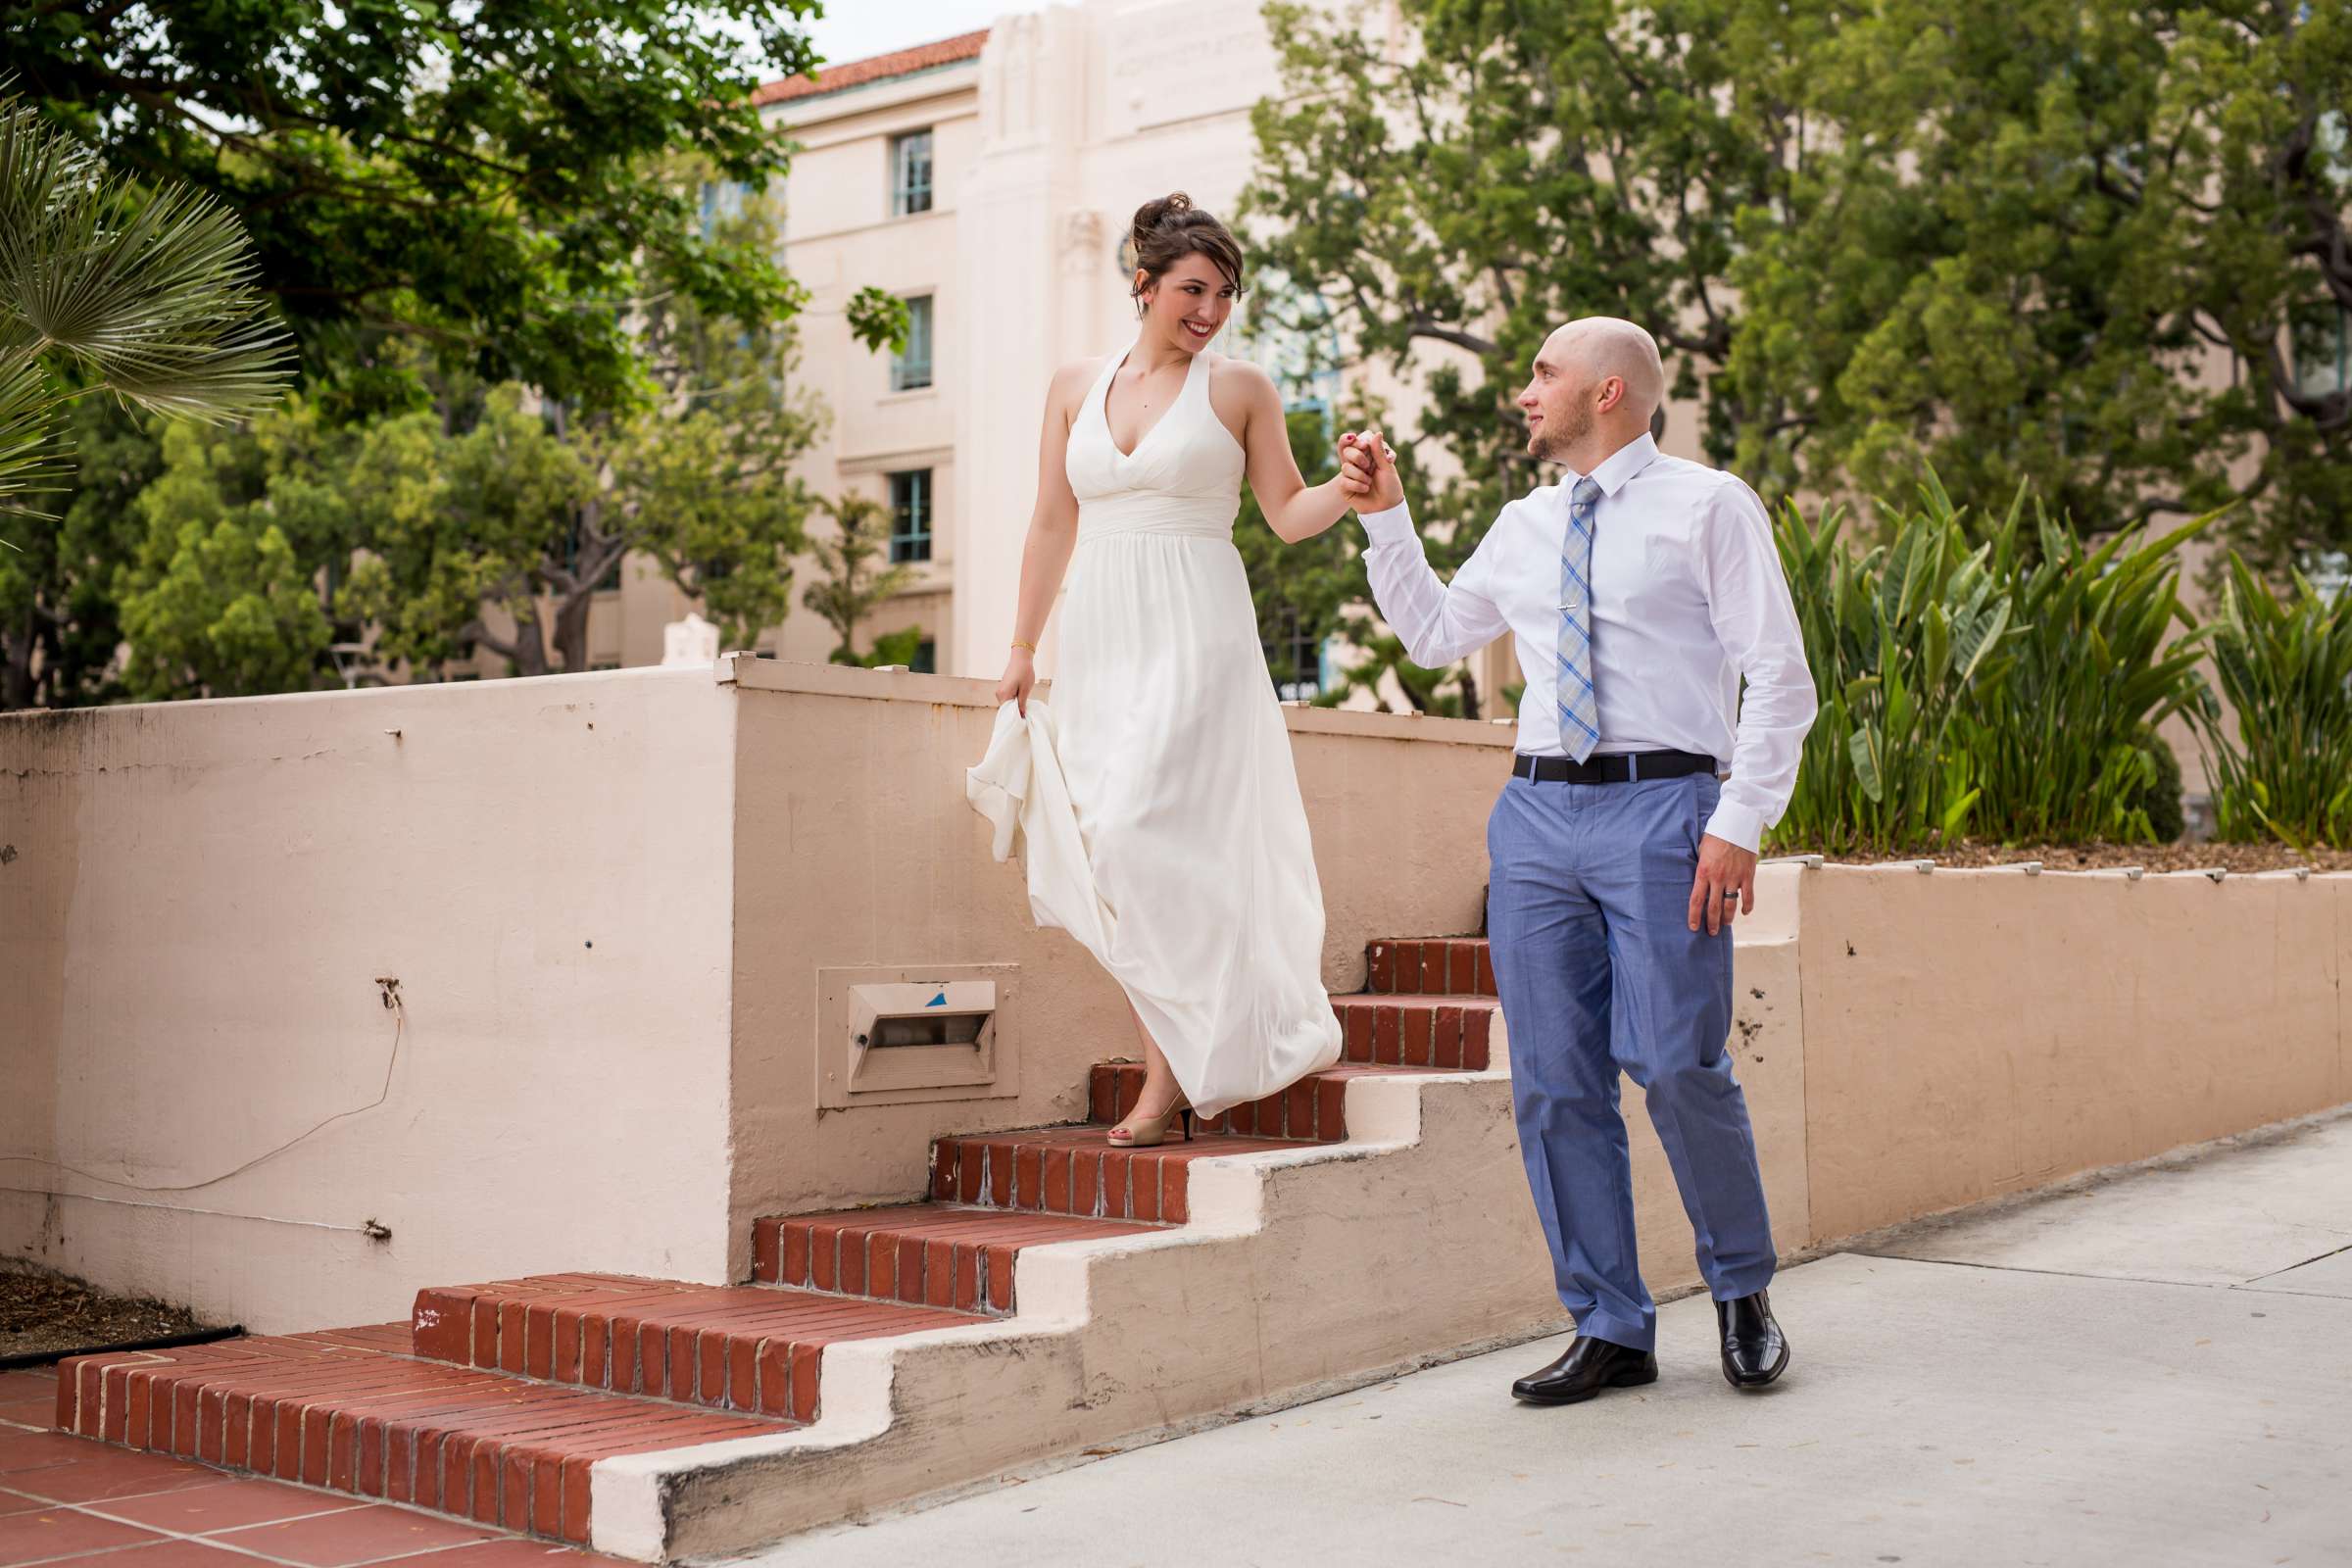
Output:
[{"xmin": 0, "ymin": 88, "xmax": 291, "ymax": 517}]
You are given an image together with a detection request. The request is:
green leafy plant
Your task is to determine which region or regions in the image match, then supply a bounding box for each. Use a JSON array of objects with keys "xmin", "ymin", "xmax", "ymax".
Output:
[
  {"xmin": 1957, "ymin": 488, "xmax": 2216, "ymax": 845},
  {"xmin": 803, "ymin": 493, "xmax": 916, "ymax": 666},
  {"xmin": 0, "ymin": 88, "xmax": 288, "ymax": 533},
  {"xmin": 1772, "ymin": 478, "xmax": 2015, "ymax": 853},
  {"xmin": 2195, "ymin": 555, "xmax": 2352, "ymax": 850}
]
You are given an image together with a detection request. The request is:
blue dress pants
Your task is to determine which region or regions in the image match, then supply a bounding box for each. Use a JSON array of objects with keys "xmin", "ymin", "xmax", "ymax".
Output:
[{"xmin": 1486, "ymin": 770, "xmax": 1777, "ymax": 1352}]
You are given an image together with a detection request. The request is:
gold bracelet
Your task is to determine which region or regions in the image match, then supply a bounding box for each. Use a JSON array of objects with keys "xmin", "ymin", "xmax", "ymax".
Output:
[{"xmin": 1010, "ymin": 638, "xmax": 1038, "ymax": 654}]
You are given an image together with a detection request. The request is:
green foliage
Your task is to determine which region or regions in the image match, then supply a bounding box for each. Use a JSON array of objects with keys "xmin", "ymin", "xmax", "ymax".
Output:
[
  {"xmin": 0, "ymin": 393, "xmax": 157, "ymax": 707},
  {"xmin": 2194, "ymin": 555, "xmax": 2352, "ymax": 849},
  {"xmin": 1, "ymin": 1, "xmax": 888, "ymax": 413},
  {"xmin": 1726, "ymin": 0, "xmax": 2352, "ymax": 572},
  {"xmin": 1242, "ymin": 0, "xmax": 1783, "ymax": 560},
  {"xmin": 2129, "ymin": 726, "xmax": 2187, "ymax": 845},
  {"xmin": 1772, "ymin": 471, "xmax": 2223, "ymax": 852},
  {"xmin": 114, "ymin": 418, "xmax": 340, "ymax": 701},
  {"xmin": 1, "ymin": 86, "xmax": 289, "ymax": 544},
  {"xmin": 804, "ymin": 494, "xmax": 915, "ymax": 665},
  {"xmin": 1234, "ymin": 405, "xmax": 1360, "ymax": 690},
  {"xmin": 1244, "ymin": 0, "xmax": 2352, "ymax": 576},
  {"xmin": 1953, "ymin": 486, "xmax": 2216, "ymax": 844},
  {"xmin": 1316, "ymin": 626, "xmax": 1478, "ymax": 717},
  {"xmin": 841, "ymin": 626, "xmax": 929, "ymax": 671},
  {"xmin": 335, "ymin": 387, "xmax": 601, "ymax": 680},
  {"xmin": 1771, "ymin": 482, "xmax": 2016, "ymax": 853}
]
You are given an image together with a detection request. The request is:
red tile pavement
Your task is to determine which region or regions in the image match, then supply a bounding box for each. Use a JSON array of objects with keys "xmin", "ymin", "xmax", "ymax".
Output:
[
  {"xmin": 84, "ymin": 1478, "xmax": 363, "ymax": 1533},
  {"xmin": 0, "ymin": 1436, "xmax": 630, "ymax": 1567},
  {"xmin": 10, "ymin": 1449, "xmax": 227, "ymax": 1505},
  {"xmin": 0, "ymin": 1505, "xmax": 166, "ymax": 1564},
  {"xmin": 70, "ymin": 1544, "xmax": 257, "ymax": 1568},
  {"xmin": 213, "ymin": 1501, "xmax": 498, "ymax": 1565},
  {"xmin": 0, "ymin": 1432, "xmax": 104, "ymax": 1477}
]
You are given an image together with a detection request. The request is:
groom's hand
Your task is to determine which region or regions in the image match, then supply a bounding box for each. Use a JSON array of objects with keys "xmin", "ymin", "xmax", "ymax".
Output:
[
  {"xmin": 1689, "ymin": 834, "xmax": 1758, "ymax": 935},
  {"xmin": 1337, "ymin": 429, "xmax": 1405, "ymax": 512}
]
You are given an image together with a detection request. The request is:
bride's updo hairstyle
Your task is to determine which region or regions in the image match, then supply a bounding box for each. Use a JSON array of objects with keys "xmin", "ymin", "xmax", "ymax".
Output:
[{"xmin": 1129, "ymin": 192, "xmax": 1248, "ymax": 314}]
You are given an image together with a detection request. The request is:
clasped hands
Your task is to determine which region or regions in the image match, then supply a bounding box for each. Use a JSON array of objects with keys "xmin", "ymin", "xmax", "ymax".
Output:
[{"xmin": 1327, "ymin": 428, "xmax": 1758, "ymax": 934}]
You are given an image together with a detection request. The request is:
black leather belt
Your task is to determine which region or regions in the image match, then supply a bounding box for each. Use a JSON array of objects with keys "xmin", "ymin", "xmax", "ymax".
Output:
[{"xmin": 1512, "ymin": 750, "xmax": 1717, "ymax": 785}]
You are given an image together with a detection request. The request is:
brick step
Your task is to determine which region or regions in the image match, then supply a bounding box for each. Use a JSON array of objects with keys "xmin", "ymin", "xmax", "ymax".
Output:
[
  {"xmin": 752, "ymin": 1203, "xmax": 1158, "ymax": 1316},
  {"xmin": 929, "ymin": 1124, "xmax": 1308, "ymax": 1223},
  {"xmin": 1365, "ymin": 937, "xmax": 1495, "ymax": 997},
  {"xmin": 409, "ymin": 1273, "xmax": 971, "ymax": 1419},
  {"xmin": 1330, "ymin": 993, "xmax": 1496, "ymax": 1072},
  {"xmin": 54, "ymin": 1323, "xmax": 785, "ymax": 1546},
  {"xmin": 1090, "ymin": 1060, "xmax": 1441, "ymax": 1144}
]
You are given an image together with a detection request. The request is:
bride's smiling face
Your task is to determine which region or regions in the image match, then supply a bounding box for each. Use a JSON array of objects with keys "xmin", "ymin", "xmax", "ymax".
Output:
[{"xmin": 1137, "ymin": 252, "xmax": 1238, "ymax": 352}]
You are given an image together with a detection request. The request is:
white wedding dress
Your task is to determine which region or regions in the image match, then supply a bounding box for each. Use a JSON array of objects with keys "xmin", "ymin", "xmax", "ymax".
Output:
[{"xmin": 966, "ymin": 344, "xmax": 1344, "ymax": 1119}]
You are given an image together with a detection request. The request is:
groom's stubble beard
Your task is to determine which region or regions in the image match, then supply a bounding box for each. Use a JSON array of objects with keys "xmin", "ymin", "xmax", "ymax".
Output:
[{"xmin": 1526, "ymin": 398, "xmax": 1593, "ymax": 465}]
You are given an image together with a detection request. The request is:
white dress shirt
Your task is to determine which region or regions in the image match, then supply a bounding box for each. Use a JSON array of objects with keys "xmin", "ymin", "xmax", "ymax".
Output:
[{"xmin": 1359, "ymin": 432, "xmax": 1817, "ymax": 854}]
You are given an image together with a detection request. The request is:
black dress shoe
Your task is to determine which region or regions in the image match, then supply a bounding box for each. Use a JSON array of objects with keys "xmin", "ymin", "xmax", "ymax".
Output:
[
  {"xmin": 1511, "ymin": 1336, "xmax": 1659, "ymax": 1404},
  {"xmin": 1716, "ymin": 1289, "xmax": 1789, "ymax": 1388}
]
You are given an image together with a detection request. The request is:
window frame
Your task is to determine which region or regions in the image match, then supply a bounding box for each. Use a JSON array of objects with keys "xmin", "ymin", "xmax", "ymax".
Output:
[{"xmin": 888, "ymin": 468, "xmax": 934, "ymax": 564}]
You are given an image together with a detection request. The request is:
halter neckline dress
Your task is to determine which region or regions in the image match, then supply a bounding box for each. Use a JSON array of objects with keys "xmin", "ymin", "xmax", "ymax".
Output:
[{"xmin": 966, "ymin": 344, "xmax": 1344, "ymax": 1118}]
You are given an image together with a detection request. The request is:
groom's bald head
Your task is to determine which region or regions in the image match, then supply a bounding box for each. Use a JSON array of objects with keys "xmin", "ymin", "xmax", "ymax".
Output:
[
  {"xmin": 1546, "ymin": 318, "xmax": 1665, "ymax": 422},
  {"xmin": 1519, "ymin": 317, "xmax": 1666, "ymax": 466}
]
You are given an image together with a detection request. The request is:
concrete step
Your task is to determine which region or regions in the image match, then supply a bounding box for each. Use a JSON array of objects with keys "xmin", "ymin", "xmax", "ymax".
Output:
[
  {"xmin": 751, "ymin": 1204, "xmax": 1159, "ymax": 1316},
  {"xmin": 54, "ymin": 1322, "xmax": 786, "ymax": 1546},
  {"xmin": 409, "ymin": 1274, "xmax": 972, "ymax": 1420},
  {"xmin": 1329, "ymin": 993, "xmax": 1497, "ymax": 1071},
  {"xmin": 1365, "ymin": 937, "xmax": 1495, "ymax": 997}
]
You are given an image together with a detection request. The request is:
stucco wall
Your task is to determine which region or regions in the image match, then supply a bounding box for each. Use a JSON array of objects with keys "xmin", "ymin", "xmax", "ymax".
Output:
[
  {"xmin": 0, "ymin": 668, "xmax": 740, "ymax": 1334},
  {"xmin": 1797, "ymin": 863, "xmax": 2352, "ymax": 1241},
  {"xmin": 722, "ymin": 659, "xmax": 1511, "ymax": 1274}
]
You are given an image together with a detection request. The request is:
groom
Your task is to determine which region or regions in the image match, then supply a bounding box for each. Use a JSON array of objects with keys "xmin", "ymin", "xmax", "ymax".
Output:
[{"xmin": 1336, "ymin": 318, "xmax": 1816, "ymax": 1402}]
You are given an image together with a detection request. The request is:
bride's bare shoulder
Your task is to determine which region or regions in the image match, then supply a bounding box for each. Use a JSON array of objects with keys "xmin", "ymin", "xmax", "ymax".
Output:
[{"xmin": 1045, "ymin": 356, "xmax": 1106, "ymax": 420}]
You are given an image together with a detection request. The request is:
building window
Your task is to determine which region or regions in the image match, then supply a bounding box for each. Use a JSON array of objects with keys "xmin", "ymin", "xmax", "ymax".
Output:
[
  {"xmin": 892, "ymin": 130, "xmax": 934, "ymax": 217},
  {"xmin": 892, "ymin": 296, "xmax": 933, "ymax": 391},
  {"xmin": 2291, "ymin": 302, "xmax": 2350, "ymax": 399},
  {"xmin": 889, "ymin": 469, "xmax": 933, "ymax": 564},
  {"xmin": 1265, "ymin": 607, "xmax": 1326, "ymax": 702},
  {"xmin": 912, "ymin": 638, "xmax": 937, "ymax": 674}
]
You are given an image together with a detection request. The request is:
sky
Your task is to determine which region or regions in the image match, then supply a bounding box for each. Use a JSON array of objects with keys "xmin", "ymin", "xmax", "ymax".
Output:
[{"xmin": 799, "ymin": 0, "xmax": 1045, "ymax": 71}]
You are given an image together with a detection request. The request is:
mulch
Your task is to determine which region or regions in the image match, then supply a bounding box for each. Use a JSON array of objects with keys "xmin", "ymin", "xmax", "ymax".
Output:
[
  {"xmin": 1780, "ymin": 839, "xmax": 2352, "ymax": 873},
  {"xmin": 0, "ymin": 1264, "xmax": 218, "ymax": 1361}
]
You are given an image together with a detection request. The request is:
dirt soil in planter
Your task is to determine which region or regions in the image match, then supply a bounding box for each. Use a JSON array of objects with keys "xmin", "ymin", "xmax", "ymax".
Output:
[
  {"xmin": 0, "ymin": 1264, "xmax": 220, "ymax": 1361},
  {"xmin": 1786, "ymin": 839, "xmax": 2352, "ymax": 874}
]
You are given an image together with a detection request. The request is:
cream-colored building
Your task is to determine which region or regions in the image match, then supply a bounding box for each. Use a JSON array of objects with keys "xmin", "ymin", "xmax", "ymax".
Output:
[{"xmin": 566, "ymin": 3, "xmax": 1528, "ymax": 698}]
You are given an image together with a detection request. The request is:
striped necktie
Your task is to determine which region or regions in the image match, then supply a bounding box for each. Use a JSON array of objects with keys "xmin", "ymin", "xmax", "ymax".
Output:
[{"xmin": 1556, "ymin": 476, "xmax": 1602, "ymax": 762}]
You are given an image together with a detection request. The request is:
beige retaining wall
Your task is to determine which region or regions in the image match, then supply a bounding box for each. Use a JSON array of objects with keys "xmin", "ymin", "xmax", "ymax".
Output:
[
  {"xmin": 0, "ymin": 669, "xmax": 743, "ymax": 1333},
  {"xmin": 5, "ymin": 662, "xmax": 2345, "ymax": 1356}
]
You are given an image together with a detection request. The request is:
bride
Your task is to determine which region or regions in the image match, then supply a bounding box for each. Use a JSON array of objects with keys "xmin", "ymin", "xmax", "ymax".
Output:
[{"xmin": 966, "ymin": 193, "xmax": 1352, "ymax": 1147}]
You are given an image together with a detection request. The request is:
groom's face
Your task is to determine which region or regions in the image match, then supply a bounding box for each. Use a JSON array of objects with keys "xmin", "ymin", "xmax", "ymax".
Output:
[{"xmin": 1518, "ymin": 346, "xmax": 1592, "ymax": 463}]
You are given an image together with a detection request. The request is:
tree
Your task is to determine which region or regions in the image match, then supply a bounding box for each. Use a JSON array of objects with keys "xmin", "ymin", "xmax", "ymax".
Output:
[
  {"xmin": 1725, "ymin": 1, "xmax": 2352, "ymax": 569},
  {"xmin": 3, "ymin": 1, "xmax": 905, "ymax": 416},
  {"xmin": 1242, "ymin": 0, "xmax": 1789, "ymax": 548},
  {"xmin": 114, "ymin": 416, "xmax": 342, "ymax": 701},
  {"xmin": 1243, "ymin": 2, "xmax": 2352, "ymax": 575},
  {"xmin": 1233, "ymin": 404, "xmax": 1359, "ymax": 692},
  {"xmin": 802, "ymin": 494, "xmax": 916, "ymax": 663}
]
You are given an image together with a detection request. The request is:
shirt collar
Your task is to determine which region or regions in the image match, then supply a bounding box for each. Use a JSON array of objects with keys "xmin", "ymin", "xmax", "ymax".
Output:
[{"xmin": 1562, "ymin": 431, "xmax": 1662, "ymax": 501}]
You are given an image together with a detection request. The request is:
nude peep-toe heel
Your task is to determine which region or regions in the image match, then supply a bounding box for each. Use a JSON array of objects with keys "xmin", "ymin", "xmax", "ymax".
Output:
[{"xmin": 1106, "ymin": 1095, "xmax": 1195, "ymax": 1149}]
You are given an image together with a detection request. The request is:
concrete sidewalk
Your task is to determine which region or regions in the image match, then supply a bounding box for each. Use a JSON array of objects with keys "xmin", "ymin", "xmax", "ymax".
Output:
[{"xmin": 735, "ymin": 1111, "xmax": 2352, "ymax": 1568}]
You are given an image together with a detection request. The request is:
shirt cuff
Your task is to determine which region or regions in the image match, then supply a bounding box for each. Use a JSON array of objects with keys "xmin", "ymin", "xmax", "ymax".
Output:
[
  {"xmin": 1357, "ymin": 499, "xmax": 1417, "ymax": 547},
  {"xmin": 1701, "ymin": 797, "xmax": 1765, "ymax": 856}
]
